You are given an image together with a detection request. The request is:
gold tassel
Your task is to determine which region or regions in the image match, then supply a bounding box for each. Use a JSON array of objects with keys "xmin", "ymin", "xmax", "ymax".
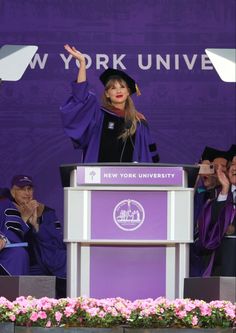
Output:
[{"xmin": 135, "ymin": 84, "xmax": 141, "ymax": 96}]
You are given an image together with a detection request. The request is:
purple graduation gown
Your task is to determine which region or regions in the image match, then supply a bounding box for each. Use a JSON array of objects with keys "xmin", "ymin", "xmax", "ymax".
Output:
[
  {"xmin": 196, "ymin": 191, "xmax": 235, "ymax": 276},
  {"xmin": 0, "ymin": 198, "xmax": 66, "ymax": 279},
  {"xmin": 0, "ymin": 198, "xmax": 30, "ymax": 275},
  {"xmin": 60, "ymin": 81, "xmax": 156, "ymax": 163},
  {"xmin": 190, "ymin": 179, "xmax": 220, "ymax": 277},
  {"xmin": 26, "ymin": 206, "xmax": 66, "ymax": 279}
]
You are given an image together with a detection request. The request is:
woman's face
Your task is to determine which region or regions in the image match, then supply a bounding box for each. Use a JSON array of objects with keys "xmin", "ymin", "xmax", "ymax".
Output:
[{"xmin": 105, "ymin": 80, "xmax": 130, "ymax": 108}]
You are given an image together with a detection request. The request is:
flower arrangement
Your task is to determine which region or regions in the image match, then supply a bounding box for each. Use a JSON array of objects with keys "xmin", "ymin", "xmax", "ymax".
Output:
[{"xmin": 0, "ymin": 296, "xmax": 235, "ymax": 329}]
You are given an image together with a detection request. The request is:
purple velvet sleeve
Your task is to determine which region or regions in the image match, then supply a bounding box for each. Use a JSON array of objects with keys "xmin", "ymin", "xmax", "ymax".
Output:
[
  {"xmin": 0, "ymin": 199, "xmax": 30, "ymax": 243},
  {"xmin": 133, "ymin": 121, "xmax": 154, "ymax": 163},
  {"xmin": 33, "ymin": 208, "xmax": 66, "ymax": 278},
  {"xmin": 0, "ymin": 199, "xmax": 30, "ymax": 275},
  {"xmin": 60, "ymin": 81, "xmax": 102, "ymax": 150},
  {"xmin": 198, "ymin": 197, "xmax": 233, "ymax": 250}
]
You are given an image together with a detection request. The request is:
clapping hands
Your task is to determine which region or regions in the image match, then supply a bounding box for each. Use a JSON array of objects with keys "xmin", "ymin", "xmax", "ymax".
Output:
[
  {"xmin": 216, "ymin": 168, "xmax": 230, "ymax": 195},
  {"xmin": 16, "ymin": 199, "xmax": 38, "ymax": 221}
]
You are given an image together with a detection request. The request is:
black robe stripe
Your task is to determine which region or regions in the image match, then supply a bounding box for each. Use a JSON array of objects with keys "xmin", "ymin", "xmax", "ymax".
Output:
[{"xmin": 4, "ymin": 208, "xmax": 21, "ymax": 217}]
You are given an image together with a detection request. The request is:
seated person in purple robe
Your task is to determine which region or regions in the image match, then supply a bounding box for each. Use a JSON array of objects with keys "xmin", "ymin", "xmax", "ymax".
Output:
[
  {"xmin": 60, "ymin": 44, "xmax": 159, "ymax": 163},
  {"xmin": 196, "ymin": 146, "xmax": 236, "ymax": 277},
  {"xmin": 190, "ymin": 146, "xmax": 229, "ymax": 276},
  {"xmin": 0, "ymin": 175, "xmax": 67, "ymax": 298},
  {"xmin": 0, "ymin": 192, "xmax": 30, "ymax": 276}
]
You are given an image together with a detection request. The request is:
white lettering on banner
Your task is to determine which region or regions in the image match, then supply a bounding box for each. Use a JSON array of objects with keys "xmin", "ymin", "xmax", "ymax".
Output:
[
  {"xmin": 103, "ymin": 173, "xmax": 118, "ymax": 178},
  {"xmin": 29, "ymin": 53, "xmax": 48, "ymax": 69},
  {"xmin": 96, "ymin": 54, "xmax": 109, "ymax": 69},
  {"xmin": 175, "ymin": 54, "xmax": 179, "ymax": 70},
  {"xmin": 76, "ymin": 54, "xmax": 92, "ymax": 68},
  {"xmin": 201, "ymin": 54, "xmax": 214, "ymax": 70},
  {"xmin": 62, "ymin": 54, "xmax": 126, "ymax": 70},
  {"xmin": 29, "ymin": 53, "xmax": 214, "ymax": 71},
  {"xmin": 60, "ymin": 53, "xmax": 72, "ymax": 69},
  {"xmin": 113, "ymin": 54, "xmax": 126, "ymax": 69},
  {"xmin": 120, "ymin": 173, "xmax": 137, "ymax": 178},
  {"xmin": 138, "ymin": 173, "xmax": 175, "ymax": 178},
  {"xmin": 103, "ymin": 173, "xmax": 175, "ymax": 179},
  {"xmin": 138, "ymin": 54, "xmax": 152, "ymax": 70},
  {"xmin": 138, "ymin": 54, "xmax": 214, "ymax": 70},
  {"xmin": 183, "ymin": 54, "xmax": 198, "ymax": 70},
  {"xmin": 156, "ymin": 55, "xmax": 170, "ymax": 70}
]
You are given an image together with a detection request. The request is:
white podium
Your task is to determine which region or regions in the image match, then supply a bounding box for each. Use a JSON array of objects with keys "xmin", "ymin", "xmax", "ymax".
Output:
[{"xmin": 61, "ymin": 164, "xmax": 195, "ymax": 300}]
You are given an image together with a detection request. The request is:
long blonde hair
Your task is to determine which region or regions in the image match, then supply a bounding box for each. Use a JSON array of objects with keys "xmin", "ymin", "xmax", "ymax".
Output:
[{"xmin": 101, "ymin": 77, "xmax": 139, "ymax": 140}]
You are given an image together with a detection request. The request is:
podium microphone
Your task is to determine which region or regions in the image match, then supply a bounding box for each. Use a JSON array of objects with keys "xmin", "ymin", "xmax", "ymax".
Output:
[{"xmin": 119, "ymin": 120, "xmax": 133, "ymax": 162}]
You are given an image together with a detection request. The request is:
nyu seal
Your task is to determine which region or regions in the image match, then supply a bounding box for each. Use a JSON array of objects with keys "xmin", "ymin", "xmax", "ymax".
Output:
[{"xmin": 113, "ymin": 199, "xmax": 145, "ymax": 231}]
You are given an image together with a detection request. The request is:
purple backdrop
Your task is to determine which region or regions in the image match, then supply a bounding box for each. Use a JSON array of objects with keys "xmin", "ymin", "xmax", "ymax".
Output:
[{"xmin": 0, "ymin": 0, "xmax": 235, "ymax": 222}]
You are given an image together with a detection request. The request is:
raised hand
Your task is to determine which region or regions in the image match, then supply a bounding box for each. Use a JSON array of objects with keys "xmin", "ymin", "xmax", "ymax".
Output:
[
  {"xmin": 217, "ymin": 168, "xmax": 230, "ymax": 195},
  {"xmin": 64, "ymin": 44, "xmax": 86, "ymax": 63},
  {"xmin": 64, "ymin": 44, "xmax": 86, "ymax": 83}
]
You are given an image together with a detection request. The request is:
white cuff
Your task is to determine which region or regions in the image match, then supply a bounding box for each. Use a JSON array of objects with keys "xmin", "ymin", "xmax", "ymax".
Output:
[{"xmin": 217, "ymin": 193, "xmax": 227, "ymax": 202}]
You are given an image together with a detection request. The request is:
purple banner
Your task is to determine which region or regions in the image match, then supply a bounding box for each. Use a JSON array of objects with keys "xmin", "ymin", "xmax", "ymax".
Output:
[
  {"xmin": 91, "ymin": 191, "xmax": 167, "ymax": 240},
  {"xmin": 77, "ymin": 166, "xmax": 183, "ymax": 185}
]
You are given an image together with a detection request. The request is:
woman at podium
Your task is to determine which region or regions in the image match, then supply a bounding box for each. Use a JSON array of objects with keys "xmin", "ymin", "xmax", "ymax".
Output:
[{"xmin": 60, "ymin": 44, "xmax": 159, "ymax": 163}]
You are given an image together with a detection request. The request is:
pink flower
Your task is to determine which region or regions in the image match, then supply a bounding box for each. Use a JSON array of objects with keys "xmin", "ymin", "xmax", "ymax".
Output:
[
  {"xmin": 9, "ymin": 314, "xmax": 16, "ymax": 321},
  {"xmin": 46, "ymin": 320, "xmax": 51, "ymax": 327},
  {"xmin": 30, "ymin": 312, "xmax": 39, "ymax": 322},
  {"xmin": 98, "ymin": 310, "xmax": 106, "ymax": 318},
  {"xmin": 87, "ymin": 307, "xmax": 99, "ymax": 317},
  {"xmin": 185, "ymin": 302, "xmax": 196, "ymax": 311},
  {"xmin": 140, "ymin": 308, "xmax": 152, "ymax": 317},
  {"xmin": 55, "ymin": 311, "xmax": 63, "ymax": 322},
  {"xmin": 225, "ymin": 307, "xmax": 236, "ymax": 319},
  {"xmin": 176, "ymin": 310, "xmax": 187, "ymax": 319},
  {"xmin": 38, "ymin": 311, "xmax": 47, "ymax": 319},
  {"xmin": 192, "ymin": 315, "xmax": 198, "ymax": 326},
  {"xmin": 200, "ymin": 304, "xmax": 212, "ymax": 316},
  {"xmin": 64, "ymin": 306, "xmax": 75, "ymax": 317},
  {"xmin": 110, "ymin": 308, "xmax": 118, "ymax": 316},
  {"xmin": 159, "ymin": 307, "xmax": 164, "ymax": 313}
]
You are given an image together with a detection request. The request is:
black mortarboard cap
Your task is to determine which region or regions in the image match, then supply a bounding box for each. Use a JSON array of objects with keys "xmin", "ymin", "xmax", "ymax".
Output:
[
  {"xmin": 99, "ymin": 68, "xmax": 140, "ymax": 95},
  {"xmin": 201, "ymin": 146, "xmax": 229, "ymax": 162},
  {"xmin": 228, "ymin": 144, "xmax": 236, "ymax": 160}
]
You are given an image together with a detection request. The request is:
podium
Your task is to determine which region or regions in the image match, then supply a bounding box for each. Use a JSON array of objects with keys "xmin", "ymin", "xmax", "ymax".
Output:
[{"xmin": 61, "ymin": 164, "xmax": 195, "ymax": 300}]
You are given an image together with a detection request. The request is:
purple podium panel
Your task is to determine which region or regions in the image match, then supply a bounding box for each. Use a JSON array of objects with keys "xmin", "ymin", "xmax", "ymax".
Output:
[
  {"xmin": 91, "ymin": 191, "xmax": 167, "ymax": 240},
  {"xmin": 90, "ymin": 246, "xmax": 166, "ymax": 300},
  {"xmin": 89, "ymin": 190, "xmax": 168, "ymax": 299},
  {"xmin": 77, "ymin": 166, "xmax": 184, "ymax": 186}
]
